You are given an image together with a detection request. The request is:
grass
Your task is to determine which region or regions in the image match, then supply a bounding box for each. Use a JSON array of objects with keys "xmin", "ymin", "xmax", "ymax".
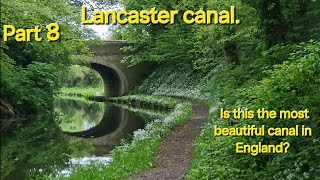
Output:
[
  {"xmin": 111, "ymin": 95, "xmax": 179, "ymax": 109},
  {"xmin": 110, "ymin": 102, "xmax": 169, "ymax": 119},
  {"xmin": 59, "ymin": 87, "xmax": 104, "ymax": 97}
]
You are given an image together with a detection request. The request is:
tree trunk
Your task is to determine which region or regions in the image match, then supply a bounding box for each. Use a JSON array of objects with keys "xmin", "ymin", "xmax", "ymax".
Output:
[
  {"xmin": 223, "ymin": 29, "xmax": 240, "ymax": 65},
  {"xmin": 259, "ymin": 0, "xmax": 287, "ymax": 47},
  {"xmin": 0, "ymin": 99, "xmax": 15, "ymax": 118}
]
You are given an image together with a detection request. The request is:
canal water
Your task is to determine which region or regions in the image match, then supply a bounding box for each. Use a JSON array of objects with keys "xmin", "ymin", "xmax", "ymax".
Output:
[
  {"xmin": 4, "ymin": 97, "xmax": 169, "ymax": 179},
  {"xmin": 53, "ymin": 97, "xmax": 168, "ymax": 176},
  {"xmin": 55, "ymin": 98, "xmax": 167, "ymax": 155}
]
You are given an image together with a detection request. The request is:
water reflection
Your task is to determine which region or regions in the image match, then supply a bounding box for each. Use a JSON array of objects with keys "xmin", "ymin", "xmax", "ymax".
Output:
[
  {"xmin": 54, "ymin": 98, "xmax": 158, "ymax": 155},
  {"xmin": 4, "ymin": 98, "xmax": 166, "ymax": 180},
  {"xmin": 54, "ymin": 99, "xmax": 105, "ymax": 132}
]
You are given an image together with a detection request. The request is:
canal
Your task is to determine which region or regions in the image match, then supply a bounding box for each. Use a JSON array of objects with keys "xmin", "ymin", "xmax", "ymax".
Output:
[{"xmin": 4, "ymin": 97, "xmax": 169, "ymax": 179}]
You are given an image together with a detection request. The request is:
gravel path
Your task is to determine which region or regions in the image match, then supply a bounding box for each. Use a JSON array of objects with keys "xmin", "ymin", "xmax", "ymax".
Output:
[{"xmin": 130, "ymin": 102, "xmax": 209, "ymax": 180}]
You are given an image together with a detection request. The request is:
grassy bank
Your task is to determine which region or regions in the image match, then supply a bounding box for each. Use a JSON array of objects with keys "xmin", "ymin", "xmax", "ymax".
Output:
[
  {"xmin": 132, "ymin": 62, "xmax": 213, "ymax": 100},
  {"xmin": 111, "ymin": 95, "xmax": 179, "ymax": 109},
  {"xmin": 59, "ymin": 87, "xmax": 104, "ymax": 97}
]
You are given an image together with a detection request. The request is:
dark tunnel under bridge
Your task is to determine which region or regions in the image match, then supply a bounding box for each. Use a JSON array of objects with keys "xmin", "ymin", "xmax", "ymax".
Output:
[{"xmin": 90, "ymin": 41, "xmax": 155, "ymax": 97}]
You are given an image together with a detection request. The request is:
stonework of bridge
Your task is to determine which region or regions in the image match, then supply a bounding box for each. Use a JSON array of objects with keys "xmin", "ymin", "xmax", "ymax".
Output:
[{"xmin": 90, "ymin": 41, "xmax": 155, "ymax": 97}]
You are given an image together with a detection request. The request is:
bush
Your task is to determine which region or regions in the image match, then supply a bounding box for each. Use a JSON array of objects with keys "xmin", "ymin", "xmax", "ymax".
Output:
[
  {"xmin": 187, "ymin": 41, "xmax": 320, "ymax": 179},
  {"xmin": 1, "ymin": 58, "xmax": 60, "ymax": 114}
]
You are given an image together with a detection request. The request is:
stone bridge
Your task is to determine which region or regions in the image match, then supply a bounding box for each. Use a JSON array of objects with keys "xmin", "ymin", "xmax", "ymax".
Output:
[{"xmin": 90, "ymin": 41, "xmax": 155, "ymax": 97}]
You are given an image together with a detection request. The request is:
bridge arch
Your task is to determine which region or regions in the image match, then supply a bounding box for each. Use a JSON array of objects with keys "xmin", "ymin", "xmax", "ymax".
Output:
[
  {"xmin": 89, "ymin": 41, "xmax": 156, "ymax": 97},
  {"xmin": 91, "ymin": 61, "xmax": 128, "ymax": 97},
  {"xmin": 64, "ymin": 104, "xmax": 146, "ymax": 155}
]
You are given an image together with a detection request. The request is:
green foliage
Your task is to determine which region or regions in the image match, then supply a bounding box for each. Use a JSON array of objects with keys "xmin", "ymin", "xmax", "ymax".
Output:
[
  {"xmin": 59, "ymin": 87, "xmax": 104, "ymax": 97},
  {"xmin": 243, "ymin": 0, "xmax": 320, "ymax": 47},
  {"xmin": 187, "ymin": 41, "xmax": 320, "ymax": 179},
  {"xmin": 1, "ymin": 59, "xmax": 61, "ymax": 114},
  {"xmin": 202, "ymin": 42, "xmax": 309, "ymax": 102},
  {"xmin": 59, "ymin": 65, "xmax": 103, "ymax": 89},
  {"xmin": 237, "ymin": 41, "xmax": 320, "ymax": 111},
  {"xmin": 0, "ymin": 1, "xmax": 98, "ymax": 179},
  {"xmin": 1, "ymin": 0, "xmax": 319, "ymax": 179},
  {"xmin": 65, "ymin": 0, "xmax": 320, "ymax": 178},
  {"xmin": 113, "ymin": 0, "xmax": 260, "ymax": 67},
  {"xmin": 0, "ymin": 116, "xmax": 94, "ymax": 179},
  {"xmin": 0, "ymin": 0, "xmax": 95, "ymax": 115},
  {"xmin": 112, "ymin": 0, "xmax": 319, "ymax": 71},
  {"xmin": 114, "ymin": 0, "xmax": 198, "ymax": 65},
  {"xmin": 121, "ymin": 24, "xmax": 195, "ymax": 65}
]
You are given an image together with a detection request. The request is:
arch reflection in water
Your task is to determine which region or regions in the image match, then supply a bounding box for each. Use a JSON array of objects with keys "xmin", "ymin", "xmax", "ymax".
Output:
[
  {"xmin": 55, "ymin": 98, "xmax": 146, "ymax": 155},
  {"xmin": 54, "ymin": 98, "xmax": 105, "ymax": 132}
]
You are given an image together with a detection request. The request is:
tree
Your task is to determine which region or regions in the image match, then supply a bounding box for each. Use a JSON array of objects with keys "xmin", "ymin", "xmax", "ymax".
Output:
[
  {"xmin": 0, "ymin": 0, "xmax": 94, "ymax": 114},
  {"xmin": 244, "ymin": 0, "xmax": 319, "ymax": 47}
]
